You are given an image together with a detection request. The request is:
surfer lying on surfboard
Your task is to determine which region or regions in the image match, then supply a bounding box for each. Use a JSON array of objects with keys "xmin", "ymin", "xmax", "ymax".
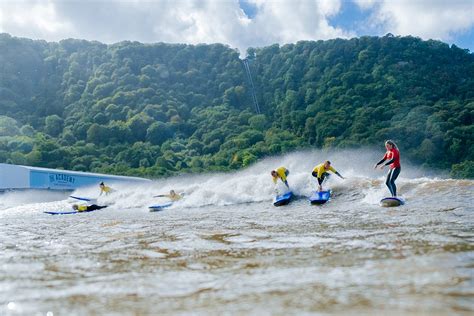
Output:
[
  {"xmin": 154, "ymin": 190, "xmax": 182, "ymax": 201},
  {"xmin": 312, "ymin": 161, "xmax": 344, "ymax": 191},
  {"xmin": 72, "ymin": 204, "xmax": 108, "ymax": 212}
]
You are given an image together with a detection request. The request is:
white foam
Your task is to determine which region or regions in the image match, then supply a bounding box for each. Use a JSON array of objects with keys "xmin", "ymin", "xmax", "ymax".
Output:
[{"xmin": 2, "ymin": 148, "xmax": 463, "ymax": 214}]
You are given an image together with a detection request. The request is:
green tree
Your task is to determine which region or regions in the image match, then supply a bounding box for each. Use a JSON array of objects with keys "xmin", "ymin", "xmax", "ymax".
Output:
[
  {"xmin": 146, "ymin": 122, "xmax": 173, "ymax": 145},
  {"xmin": 0, "ymin": 116, "xmax": 20, "ymax": 136},
  {"xmin": 44, "ymin": 115, "xmax": 64, "ymax": 137}
]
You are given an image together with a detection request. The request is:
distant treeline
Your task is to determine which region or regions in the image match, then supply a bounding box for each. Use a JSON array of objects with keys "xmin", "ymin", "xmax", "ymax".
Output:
[{"xmin": 0, "ymin": 33, "xmax": 473, "ymax": 178}]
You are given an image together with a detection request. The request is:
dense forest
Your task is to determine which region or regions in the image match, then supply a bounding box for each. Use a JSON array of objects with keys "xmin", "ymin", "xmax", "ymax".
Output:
[{"xmin": 0, "ymin": 33, "xmax": 473, "ymax": 178}]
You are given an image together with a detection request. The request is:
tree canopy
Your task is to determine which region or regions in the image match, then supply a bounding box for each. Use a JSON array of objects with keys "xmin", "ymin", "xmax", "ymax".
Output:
[{"xmin": 0, "ymin": 33, "xmax": 473, "ymax": 178}]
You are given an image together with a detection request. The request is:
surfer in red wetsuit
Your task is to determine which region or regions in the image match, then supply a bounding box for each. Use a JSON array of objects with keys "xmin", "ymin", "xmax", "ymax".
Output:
[{"xmin": 374, "ymin": 140, "xmax": 401, "ymax": 197}]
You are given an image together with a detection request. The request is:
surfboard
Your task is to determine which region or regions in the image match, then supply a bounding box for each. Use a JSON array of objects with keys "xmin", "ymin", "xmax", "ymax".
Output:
[
  {"xmin": 69, "ymin": 195, "xmax": 93, "ymax": 202},
  {"xmin": 273, "ymin": 191, "xmax": 293, "ymax": 207},
  {"xmin": 44, "ymin": 205, "xmax": 106, "ymax": 215},
  {"xmin": 309, "ymin": 190, "xmax": 331, "ymax": 205},
  {"xmin": 44, "ymin": 209, "xmax": 98, "ymax": 215},
  {"xmin": 149, "ymin": 202, "xmax": 173, "ymax": 212},
  {"xmin": 380, "ymin": 197, "xmax": 405, "ymax": 207}
]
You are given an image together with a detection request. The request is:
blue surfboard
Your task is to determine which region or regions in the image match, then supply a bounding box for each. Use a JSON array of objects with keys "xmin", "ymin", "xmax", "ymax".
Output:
[
  {"xmin": 309, "ymin": 190, "xmax": 331, "ymax": 205},
  {"xmin": 44, "ymin": 209, "xmax": 97, "ymax": 215},
  {"xmin": 70, "ymin": 195, "xmax": 93, "ymax": 202},
  {"xmin": 273, "ymin": 191, "xmax": 293, "ymax": 207},
  {"xmin": 45, "ymin": 205, "xmax": 106, "ymax": 215},
  {"xmin": 149, "ymin": 202, "xmax": 173, "ymax": 212},
  {"xmin": 380, "ymin": 197, "xmax": 405, "ymax": 207}
]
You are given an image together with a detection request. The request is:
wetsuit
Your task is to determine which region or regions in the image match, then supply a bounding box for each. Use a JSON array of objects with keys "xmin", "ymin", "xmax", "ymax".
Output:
[
  {"xmin": 272, "ymin": 167, "xmax": 290, "ymax": 187},
  {"xmin": 77, "ymin": 205, "xmax": 107, "ymax": 212},
  {"xmin": 156, "ymin": 193, "xmax": 182, "ymax": 201},
  {"xmin": 100, "ymin": 185, "xmax": 112, "ymax": 196},
  {"xmin": 376, "ymin": 148, "xmax": 401, "ymax": 197},
  {"xmin": 312, "ymin": 163, "xmax": 342, "ymax": 186}
]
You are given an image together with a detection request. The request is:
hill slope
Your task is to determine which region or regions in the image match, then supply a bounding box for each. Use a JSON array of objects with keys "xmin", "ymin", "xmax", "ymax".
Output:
[{"xmin": 0, "ymin": 33, "xmax": 472, "ymax": 177}]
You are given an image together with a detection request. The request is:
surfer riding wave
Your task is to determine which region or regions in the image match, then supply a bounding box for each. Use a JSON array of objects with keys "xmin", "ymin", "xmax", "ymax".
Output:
[{"xmin": 374, "ymin": 140, "xmax": 401, "ymax": 197}]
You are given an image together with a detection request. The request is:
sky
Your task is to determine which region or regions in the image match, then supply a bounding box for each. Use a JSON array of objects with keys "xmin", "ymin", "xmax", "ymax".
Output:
[{"xmin": 0, "ymin": 0, "xmax": 473, "ymax": 56}]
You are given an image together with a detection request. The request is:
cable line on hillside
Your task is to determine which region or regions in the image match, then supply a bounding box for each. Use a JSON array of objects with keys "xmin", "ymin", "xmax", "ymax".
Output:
[{"xmin": 242, "ymin": 58, "xmax": 261, "ymax": 114}]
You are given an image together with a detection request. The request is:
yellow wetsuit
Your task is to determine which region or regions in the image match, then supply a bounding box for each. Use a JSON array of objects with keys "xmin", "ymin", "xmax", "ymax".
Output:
[
  {"xmin": 272, "ymin": 167, "xmax": 289, "ymax": 186},
  {"xmin": 156, "ymin": 192, "xmax": 182, "ymax": 201},
  {"xmin": 312, "ymin": 163, "xmax": 337, "ymax": 178},
  {"xmin": 100, "ymin": 185, "xmax": 112, "ymax": 195},
  {"xmin": 168, "ymin": 193, "xmax": 182, "ymax": 201},
  {"xmin": 75, "ymin": 204, "xmax": 107, "ymax": 212},
  {"xmin": 76, "ymin": 205, "xmax": 88, "ymax": 212}
]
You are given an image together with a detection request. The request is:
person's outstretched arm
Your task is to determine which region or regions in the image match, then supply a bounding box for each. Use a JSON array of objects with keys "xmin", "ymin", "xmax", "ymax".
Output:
[
  {"xmin": 335, "ymin": 171, "xmax": 344, "ymax": 179},
  {"xmin": 374, "ymin": 157, "xmax": 386, "ymax": 169},
  {"xmin": 384, "ymin": 158, "xmax": 395, "ymax": 166}
]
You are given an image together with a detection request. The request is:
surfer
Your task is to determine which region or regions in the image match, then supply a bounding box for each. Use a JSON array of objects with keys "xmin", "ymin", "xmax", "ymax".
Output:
[
  {"xmin": 72, "ymin": 204, "xmax": 107, "ymax": 212},
  {"xmin": 155, "ymin": 190, "xmax": 182, "ymax": 201},
  {"xmin": 312, "ymin": 161, "xmax": 344, "ymax": 191},
  {"xmin": 374, "ymin": 140, "xmax": 401, "ymax": 197},
  {"xmin": 271, "ymin": 167, "xmax": 290, "ymax": 189},
  {"xmin": 99, "ymin": 182, "xmax": 113, "ymax": 196}
]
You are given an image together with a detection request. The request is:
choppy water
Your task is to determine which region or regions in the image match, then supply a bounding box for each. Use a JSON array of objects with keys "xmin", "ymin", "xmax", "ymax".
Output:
[{"xmin": 1, "ymin": 150, "xmax": 473, "ymax": 315}]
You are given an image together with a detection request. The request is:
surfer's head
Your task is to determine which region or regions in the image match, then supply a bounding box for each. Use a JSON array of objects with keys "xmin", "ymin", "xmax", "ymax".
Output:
[
  {"xmin": 72, "ymin": 204, "xmax": 79, "ymax": 210},
  {"xmin": 99, "ymin": 182, "xmax": 105, "ymax": 187},
  {"xmin": 271, "ymin": 170, "xmax": 278, "ymax": 178},
  {"xmin": 324, "ymin": 161, "xmax": 331, "ymax": 169},
  {"xmin": 385, "ymin": 140, "xmax": 397, "ymax": 150},
  {"xmin": 170, "ymin": 190, "xmax": 176, "ymax": 196}
]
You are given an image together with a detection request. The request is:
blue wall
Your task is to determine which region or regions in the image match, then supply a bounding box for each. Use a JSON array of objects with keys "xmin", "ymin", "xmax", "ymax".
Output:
[{"xmin": 29, "ymin": 170, "xmax": 146, "ymax": 190}]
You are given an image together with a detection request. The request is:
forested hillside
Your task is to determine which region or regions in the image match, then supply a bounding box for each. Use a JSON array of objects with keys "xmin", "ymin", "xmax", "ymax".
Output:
[{"xmin": 0, "ymin": 33, "xmax": 473, "ymax": 177}]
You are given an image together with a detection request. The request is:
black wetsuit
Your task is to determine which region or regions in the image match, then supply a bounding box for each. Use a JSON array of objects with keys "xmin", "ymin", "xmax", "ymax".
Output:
[
  {"xmin": 385, "ymin": 168, "xmax": 400, "ymax": 196},
  {"xmin": 312, "ymin": 171, "xmax": 330, "ymax": 185},
  {"xmin": 87, "ymin": 205, "xmax": 107, "ymax": 211}
]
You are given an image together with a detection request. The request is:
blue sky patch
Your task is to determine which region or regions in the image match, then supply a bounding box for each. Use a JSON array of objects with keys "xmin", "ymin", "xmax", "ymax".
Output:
[
  {"xmin": 239, "ymin": 0, "xmax": 258, "ymax": 19},
  {"xmin": 328, "ymin": 0, "xmax": 375, "ymax": 34}
]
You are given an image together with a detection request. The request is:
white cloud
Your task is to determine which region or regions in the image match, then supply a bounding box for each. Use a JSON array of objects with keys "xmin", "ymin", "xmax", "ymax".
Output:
[
  {"xmin": 354, "ymin": 0, "xmax": 474, "ymax": 41},
  {"xmin": 0, "ymin": 0, "xmax": 73, "ymax": 38},
  {"xmin": 1, "ymin": 0, "xmax": 472, "ymax": 53},
  {"xmin": 0, "ymin": 0, "xmax": 351, "ymax": 56},
  {"xmin": 250, "ymin": 0, "xmax": 349, "ymax": 46},
  {"xmin": 353, "ymin": 0, "xmax": 378, "ymax": 11}
]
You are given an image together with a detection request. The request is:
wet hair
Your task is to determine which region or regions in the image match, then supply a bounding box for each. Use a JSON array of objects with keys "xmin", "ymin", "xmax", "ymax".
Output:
[
  {"xmin": 100, "ymin": 182, "xmax": 104, "ymax": 186},
  {"xmin": 325, "ymin": 160, "xmax": 331, "ymax": 165},
  {"xmin": 72, "ymin": 204, "xmax": 78, "ymax": 210},
  {"xmin": 385, "ymin": 140, "xmax": 398, "ymax": 149},
  {"xmin": 271, "ymin": 170, "xmax": 277, "ymax": 176}
]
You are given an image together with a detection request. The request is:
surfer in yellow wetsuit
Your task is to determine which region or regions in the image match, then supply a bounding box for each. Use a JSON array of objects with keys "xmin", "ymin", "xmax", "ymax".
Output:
[
  {"xmin": 271, "ymin": 167, "xmax": 290, "ymax": 189},
  {"xmin": 154, "ymin": 190, "xmax": 182, "ymax": 201},
  {"xmin": 99, "ymin": 182, "xmax": 113, "ymax": 196},
  {"xmin": 312, "ymin": 161, "xmax": 344, "ymax": 191},
  {"xmin": 72, "ymin": 204, "xmax": 107, "ymax": 212}
]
